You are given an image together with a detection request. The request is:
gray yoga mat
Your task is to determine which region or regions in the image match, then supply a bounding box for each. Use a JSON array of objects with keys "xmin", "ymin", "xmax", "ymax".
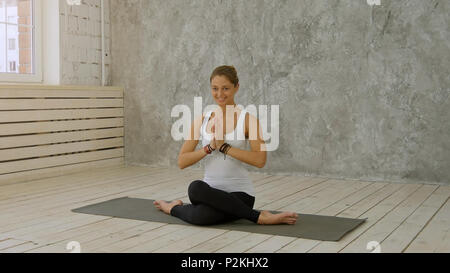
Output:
[{"xmin": 72, "ymin": 197, "xmax": 366, "ymax": 242}]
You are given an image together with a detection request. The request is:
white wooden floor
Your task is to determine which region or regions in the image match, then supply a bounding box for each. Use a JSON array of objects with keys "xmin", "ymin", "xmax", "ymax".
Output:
[{"xmin": 0, "ymin": 165, "xmax": 449, "ymax": 253}]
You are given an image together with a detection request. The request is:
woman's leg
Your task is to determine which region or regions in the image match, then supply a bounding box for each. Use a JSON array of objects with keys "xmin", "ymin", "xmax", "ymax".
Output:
[
  {"xmin": 170, "ymin": 203, "xmax": 240, "ymax": 226},
  {"xmin": 171, "ymin": 180, "xmax": 260, "ymax": 223},
  {"xmin": 158, "ymin": 180, "xmax": 298, "ymax": 225}
]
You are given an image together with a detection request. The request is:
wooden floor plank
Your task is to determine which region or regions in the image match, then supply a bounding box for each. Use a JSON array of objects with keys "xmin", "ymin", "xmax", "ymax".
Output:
[
  {"xmin": 245, "ymin": 235, "xmax": 297, "ymax": 253},
  {"xmin": 214, "ymin": 233, "xmax": 272, "ymax": 253},
  {"xmin": 275, "ymin": 181, "xmax": 389, "ymax": 253},
  {"xmin": 121, "ymin": 226, "xmax": 205, "ymax": 253},
  {"xmin": 340, "ymin": 184, "xmax": 438, "ymax": 253},
  {"xmin": 26, "ymin": 220, "xmax": 159, "ymax": 253},
  {"xmin": 404, "ymin": 194, "xmax": 450, "ymax": 253},
  {"xmin": 308, "ymin": 183, "xmax": 422, "ymax": 253},
  {"xmin": 83, "ymin": 222, "xmax": 173, "ymax": 253},
  {"xmin": 381, "ymin": 186, "xmax": 450, "ymax": 253},
  {"xmin": 0, "ymin": 239, "xmax": 30, "ymax": 251},
  {"xmin": 182, "ymin": 231, "xmax": 250, "ymax": 253},
  {"xmin": 152, "ymin": 228, "xmax": 228, "ymax": 253}
]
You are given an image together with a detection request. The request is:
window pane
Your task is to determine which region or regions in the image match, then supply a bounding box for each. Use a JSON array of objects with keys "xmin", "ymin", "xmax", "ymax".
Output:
[
  {"xmin": 7, "ymin": 23, "xmax": 32, "ymax": 74},
  {"xmin": 0, "ymin": 23, "xmax": 5, "ymax": 72},
  {"xmin": 0, "ymin": 0, "xmax": 35, "ymax": 77},
  {"xmin": 0, "ymin": 1, "xmax": 5, "ymax": 23},
  {"xmin": 8, "ymin": 0, "xmax": 32, "ymax": 26},
  {"xmin": 0, "ymin": 0, "xmax": 6, "ymax": 22},
  {"xmin": 6, "ymin": 0, "xmax": 17, "ymax": 24}
]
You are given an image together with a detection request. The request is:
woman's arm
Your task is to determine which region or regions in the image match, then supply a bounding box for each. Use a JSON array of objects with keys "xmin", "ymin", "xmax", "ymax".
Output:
[
  {"xmin": 225, "ymin": 113, "xmax": 267, "ymax": 168},
  {"xmin": 177, "ymin": 114, "xmax": 208, "ymax": 169}
]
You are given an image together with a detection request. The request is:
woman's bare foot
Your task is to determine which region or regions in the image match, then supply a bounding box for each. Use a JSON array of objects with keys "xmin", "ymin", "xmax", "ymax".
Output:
[
  {"xmin": 257, "ymin": 210, "xmax": 298, "ymax": 225},
  {"xmin": 153, "ymin": 200, "xmax": 183, "ymax": 215}
]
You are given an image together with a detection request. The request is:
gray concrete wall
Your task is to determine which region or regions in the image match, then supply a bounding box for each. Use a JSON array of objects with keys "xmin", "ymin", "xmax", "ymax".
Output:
[{"xmin": 111, "ymin": 0, "xmax": 450, "ymax": 185}]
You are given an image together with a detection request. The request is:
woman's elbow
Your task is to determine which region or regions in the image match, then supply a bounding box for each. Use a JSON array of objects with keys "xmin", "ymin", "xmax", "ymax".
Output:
[
  {"xmin": 256, "ymin": 159, "xmax": 266, "ymax": 169},
  {"xmin": 178, "ymin": 160, "xmax": 187, "ymax": 170},
  {"xmin": 177, "ymin": 157, "xmax": 186, "ymax": 170}
]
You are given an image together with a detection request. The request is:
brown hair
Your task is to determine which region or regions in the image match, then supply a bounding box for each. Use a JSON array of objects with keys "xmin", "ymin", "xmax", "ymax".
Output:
[{"xmin": 210, "ymin": 65, "xmax": 239, "ymax": 87}]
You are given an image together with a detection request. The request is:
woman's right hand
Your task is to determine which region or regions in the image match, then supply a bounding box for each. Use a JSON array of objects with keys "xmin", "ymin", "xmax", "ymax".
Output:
[{"xmin": 210, "ymin": 123, "xmax": 217, "ymax": 150}]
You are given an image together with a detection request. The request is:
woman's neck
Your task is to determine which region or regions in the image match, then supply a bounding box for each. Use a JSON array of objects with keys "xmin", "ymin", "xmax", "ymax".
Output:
[{"xmin": 217, "ymin": 102, "xmax": 237, "ymax": 113}]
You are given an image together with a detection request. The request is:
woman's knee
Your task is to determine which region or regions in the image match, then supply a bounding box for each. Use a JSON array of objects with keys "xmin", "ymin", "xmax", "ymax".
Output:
[{"xmin": 188, "ymin": 180, "xmax": 208, "ymax": 200}]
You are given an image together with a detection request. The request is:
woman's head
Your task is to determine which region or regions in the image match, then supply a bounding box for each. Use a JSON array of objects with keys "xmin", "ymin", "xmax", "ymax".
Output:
[{"xmin": 210, "ymin": 65, "xmax": 240, "ymax": 106}]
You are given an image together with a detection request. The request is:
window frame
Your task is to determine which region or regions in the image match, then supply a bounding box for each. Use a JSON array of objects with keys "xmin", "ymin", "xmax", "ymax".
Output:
[{"xmin": 0, "ymin": 0, "xmax": 42, "ymax": 83}]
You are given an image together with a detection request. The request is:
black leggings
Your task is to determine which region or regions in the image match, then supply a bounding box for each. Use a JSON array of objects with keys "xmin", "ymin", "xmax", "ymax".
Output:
[{"xmin": 170, "ymin": 180, "xmax": 261, "ymax": 226}]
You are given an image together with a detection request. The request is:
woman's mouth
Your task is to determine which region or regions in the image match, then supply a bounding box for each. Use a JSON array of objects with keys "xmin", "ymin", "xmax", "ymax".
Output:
[{"xmin": 217, "ymin": 98, "xmax": 226, "ymax": 102}]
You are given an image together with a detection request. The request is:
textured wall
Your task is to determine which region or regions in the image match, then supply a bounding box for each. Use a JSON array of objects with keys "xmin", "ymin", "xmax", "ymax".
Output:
[
  {"xmin": 111, "ymin": 0, "xmax": 450, "ymax": 185},
  {"xmin": 59, "ymin": 0, "xmax": 112, "ymax": 85}
]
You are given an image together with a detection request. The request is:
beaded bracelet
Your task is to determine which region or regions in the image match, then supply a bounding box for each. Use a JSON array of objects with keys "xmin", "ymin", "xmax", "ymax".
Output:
[
  {"xmin": 219, "ymin": 143, "xmax": 232, "ymax": 160},
  {"xmin": 208, "ymin": 144, "xmax": 215, "ymax": 152},
  {"xmin": 204, "ymin": 144, "xmax": 215, "ymax": 155},
  {"xmin": 203, "ymin": 145, "xmax": 211, "ymax": 155}
]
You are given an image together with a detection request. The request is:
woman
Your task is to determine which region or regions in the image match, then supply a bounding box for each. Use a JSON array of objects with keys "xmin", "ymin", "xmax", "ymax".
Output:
[{"xmin": 154, "ymin": 66, "xmax": 298, "ymax": 225}]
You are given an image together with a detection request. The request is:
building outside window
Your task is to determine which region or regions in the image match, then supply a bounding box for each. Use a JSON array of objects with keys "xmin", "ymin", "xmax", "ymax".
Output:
[
  {"xmin": 0, "ymin": 0, "xmax": 42, "ymax": 82},
  {"xmin": 8, "ymin": 38, "xmax": 15, "ymax": 49},
  {"xmin": 9, "ymin": 60, "xmax": 15, "ymax": 71}
]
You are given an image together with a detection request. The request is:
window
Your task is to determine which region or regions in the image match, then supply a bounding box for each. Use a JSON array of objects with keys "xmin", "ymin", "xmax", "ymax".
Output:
[
  {"xmin": 0, "ymin": 0, "xmax": 42, "ymax": 82},
  {"xmin": 9, "ymin": 60, "xmax": 15, "ymax": 71},
  {"xmin": 8, "ymin": 38, "xmax": 14, "ymax": 49}
]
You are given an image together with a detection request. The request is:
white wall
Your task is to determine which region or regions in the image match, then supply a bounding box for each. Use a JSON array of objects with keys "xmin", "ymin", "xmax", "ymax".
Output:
[{"xmin": 43, "ymin": 0, "xmax": 60, "ymax": 85}]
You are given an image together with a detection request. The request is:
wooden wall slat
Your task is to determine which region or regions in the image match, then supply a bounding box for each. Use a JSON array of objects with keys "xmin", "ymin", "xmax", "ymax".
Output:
[
  {"xmin": 0, "ymin": 118, "xmax": 124, "ymax": 136},
  {"xmin": 0, "ymin": 89, "xmax": 123, "ymax": 98},
  {"xmin": 0, "ymin": 109, "xmax": 124, "ymax": 123},
  {"xmin": 0, "ymin": 85, "xmax": 123, "ymax": 91},
  {"xmin": 0, "ymin": 99, "xmax": 123, "ymax": 110},
  {"xmin": 0, "ymin": 138, "xmax": 124, "ymax": 162},
  {"xmin": 0, "ymin": 148, "xmax": 124, "ymax": 175},
  {"xmin": 0, "ymin": 128, "xmax": 124, "ymax": 149}
]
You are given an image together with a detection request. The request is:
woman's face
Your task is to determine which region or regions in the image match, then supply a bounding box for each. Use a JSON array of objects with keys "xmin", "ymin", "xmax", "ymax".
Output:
[{"xmin": 211, "ymin": 75, "xmax": 239, "ymax": 106}]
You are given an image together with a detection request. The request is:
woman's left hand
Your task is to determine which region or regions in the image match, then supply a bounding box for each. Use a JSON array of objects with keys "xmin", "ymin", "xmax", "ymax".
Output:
[{"xmin": 212, "ymin": 116, "xmax": 225, "ymax": 149}]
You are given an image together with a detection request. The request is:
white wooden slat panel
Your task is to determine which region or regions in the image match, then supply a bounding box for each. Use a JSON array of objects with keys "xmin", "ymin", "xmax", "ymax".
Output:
[
  {"xmin": 0, "ymin": 89, "xmax": 123, "ymax": 98},
  {"xmin": 0, "ymin": 148, "xmax": 124, "ymax": 175},
  {"xmin": 0, "ymin": 85, "xmax": 126, "ymax": 183},
  {"xmin": 0, "ymin": 128, "xmax": 124, "ymax": 149},
  {"xmin": 0, "ymin": 138, "xmax": 124, "ymax": 162},
  {"xmin": 0, "ymin": 118, "xmax": 123, "ymax": 136},
  {"xmin": 0, "ymin": 109, "xmax": 124, "ymax": 123},
  {"xmin": 0, "ymin": 85, "xmax": 122, "ymax": 91},
  {"xmin": 0, "ymin": 99, "xmax": 123, "ymax": 110}
]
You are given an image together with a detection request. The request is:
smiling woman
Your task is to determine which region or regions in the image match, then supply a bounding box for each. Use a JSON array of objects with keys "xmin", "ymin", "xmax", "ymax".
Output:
[
  {"xmin": 210, "ymin": 65, "xmax": 239, "ymax": 106},
  {"xmin": 154, "ymin": 65, "xmax": 299, "ymax": 226}
]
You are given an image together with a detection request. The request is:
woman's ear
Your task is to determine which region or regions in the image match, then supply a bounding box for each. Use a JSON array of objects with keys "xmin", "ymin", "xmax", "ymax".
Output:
[{"xmin": 233, "ymin": 83, "xmax": 240, "ymax": 96}]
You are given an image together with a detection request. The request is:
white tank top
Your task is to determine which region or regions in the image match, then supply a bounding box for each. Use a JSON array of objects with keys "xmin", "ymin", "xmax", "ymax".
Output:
[{"xmin": 200, "ymin": 108, "xmax": 255, "ymax": 197}]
